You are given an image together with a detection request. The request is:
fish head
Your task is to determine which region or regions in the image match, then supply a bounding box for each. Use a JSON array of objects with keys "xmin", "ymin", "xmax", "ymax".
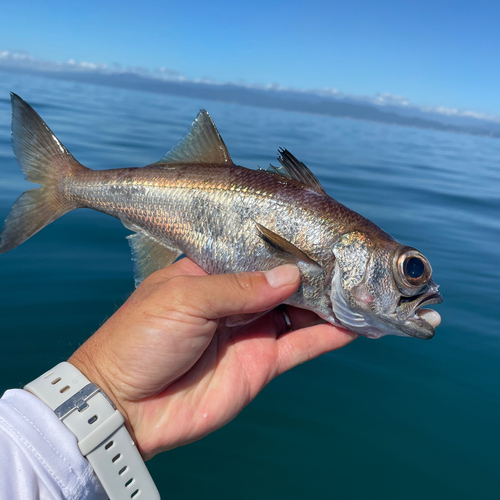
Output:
[{"xmin": 330, "ymin": 232, "xmax": 442, "ymax": 339}]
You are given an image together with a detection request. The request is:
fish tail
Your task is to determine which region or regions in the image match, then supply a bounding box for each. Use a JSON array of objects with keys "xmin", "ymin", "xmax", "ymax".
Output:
[{"xmin": 0, "ymin": 93, "xmax": 88, "ymax": 254}]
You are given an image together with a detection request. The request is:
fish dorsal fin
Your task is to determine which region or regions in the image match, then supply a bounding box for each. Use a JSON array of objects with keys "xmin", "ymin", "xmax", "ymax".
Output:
[
  {"xmin": 266, "ymin": 163, "xmax": 287, "ymax": 176},
  {"xmin": 123, "ymin": 221, "xmax": 182, "ymax": 286},
  {"xmin": 255, "ymin": 222, "xmax": 320, "ymax": 267},
  {"xmin": 158, "ymin": 110, "xmax": 233, "ymax": 165},
  {"xmin": 271, "ymin": 148, "xmax": 326, "ymax": 194}
]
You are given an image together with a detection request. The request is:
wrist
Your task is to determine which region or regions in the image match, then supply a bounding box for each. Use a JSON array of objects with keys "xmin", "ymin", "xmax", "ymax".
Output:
[
  {"xmin": 68, "ymin": 348, "xmax": 138, "ymax": 452},
  {"xmin": 24, "ymin": 361, "xmax": 161, "ymax": 499}
]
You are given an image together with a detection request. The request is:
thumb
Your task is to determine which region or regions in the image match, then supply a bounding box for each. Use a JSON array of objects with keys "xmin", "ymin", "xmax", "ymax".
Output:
[{"xmin": 170, "ymin": 264, "xmax": 300, "ymax": 320}]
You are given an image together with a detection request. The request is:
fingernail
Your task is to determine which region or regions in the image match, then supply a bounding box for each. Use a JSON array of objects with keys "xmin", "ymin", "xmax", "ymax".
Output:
[{"xmin": 264, "ymin": 264, "xmax": 300, "ymax": 288}]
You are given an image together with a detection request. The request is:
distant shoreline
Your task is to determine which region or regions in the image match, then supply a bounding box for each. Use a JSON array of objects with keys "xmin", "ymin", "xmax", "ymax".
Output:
[{"xmin": 1, "ymin": 65, "xmax": 498, "ymax": 140}]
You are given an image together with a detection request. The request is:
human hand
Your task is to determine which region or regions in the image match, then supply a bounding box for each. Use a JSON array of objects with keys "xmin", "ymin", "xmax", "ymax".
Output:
[{"xmin": 69, "ymin": 259, "xmax": 357, "ymax": 460}]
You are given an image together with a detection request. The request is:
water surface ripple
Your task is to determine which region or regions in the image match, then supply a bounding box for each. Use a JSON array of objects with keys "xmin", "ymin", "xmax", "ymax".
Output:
[{"xmin": 1, "ymin": 71, "xmax": 499, "ymax": 499}]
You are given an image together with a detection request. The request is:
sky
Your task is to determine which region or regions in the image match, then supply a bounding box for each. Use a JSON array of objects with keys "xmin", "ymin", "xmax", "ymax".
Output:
[{"xmin": 1, "ymin": 0, "xmax": 500, "ymax": 115}]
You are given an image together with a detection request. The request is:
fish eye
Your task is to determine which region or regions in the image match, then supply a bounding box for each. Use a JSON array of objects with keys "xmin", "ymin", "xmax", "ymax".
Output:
[
  {"xmin": 405, "ymin": 256, "xmax": 425, "ymax": 279},
  {"xmin": 393, "ymin": 247, "xmax": 432, "ymax": 292}
]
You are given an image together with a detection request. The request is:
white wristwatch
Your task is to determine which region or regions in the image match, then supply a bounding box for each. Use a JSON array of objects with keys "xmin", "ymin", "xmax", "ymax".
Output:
[{"xmin": 25, "ymin": 362, "xmax": 160, "ymax": 500}]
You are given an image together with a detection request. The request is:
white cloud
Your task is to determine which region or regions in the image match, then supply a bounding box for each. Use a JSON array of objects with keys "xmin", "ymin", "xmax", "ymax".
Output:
[
  {"xmin": 421, "ymin": 105, "xmax": 497, "ymax": 122},
  {"xmin": 0, "ymin": 50, "xmax": 186, "ymax": 82},
  {"xmin": 374, "ymin": 92, "xmax": 411, "ymax": 106}
]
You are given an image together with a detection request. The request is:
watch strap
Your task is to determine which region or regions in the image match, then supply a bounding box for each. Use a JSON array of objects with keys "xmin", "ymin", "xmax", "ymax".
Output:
[{"xmin": 25, "ymin": 362, "xmax": 160, "ymax": 500}]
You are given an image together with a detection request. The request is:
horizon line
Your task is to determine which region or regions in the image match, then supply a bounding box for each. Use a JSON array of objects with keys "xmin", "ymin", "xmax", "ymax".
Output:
[{"xmin": 1, "ymin": 50, "xmax": 499, "ymax": 126}]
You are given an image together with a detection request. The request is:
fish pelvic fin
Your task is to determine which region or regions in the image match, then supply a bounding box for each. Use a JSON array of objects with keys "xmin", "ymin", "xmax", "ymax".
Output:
[
  {"xmin": 157, "ymin": 110, "xmax": 233, "ymax": 165},
  {"xmin": 0, "ymin": 94, "xmax": 88, "ymax": 254},
  {"xmin": 124, "ymin": 223, "xmax": 182, "ymax": 286},
  {"xmin": 268, "ymin": 148, "xmax": 326, "ymax": 195}
]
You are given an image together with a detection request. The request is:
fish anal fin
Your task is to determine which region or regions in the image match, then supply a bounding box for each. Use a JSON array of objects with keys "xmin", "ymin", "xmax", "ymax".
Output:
[
  {"xmin": 275, "ymin": 148, "xmax": 326, "ymax": 195},
  {"xmin": 255, "ymin": 222, "xmax": 320, "ymax": 268},
  {"xmin": 126, "ymin": 230, "xmax": 182, "ymax": 286},
  {"xmin": 157, "ymin": 110, "xmax": 233, "ymax": 165}
]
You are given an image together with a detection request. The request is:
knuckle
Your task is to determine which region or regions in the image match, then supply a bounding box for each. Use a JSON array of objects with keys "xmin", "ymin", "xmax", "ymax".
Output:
[
  {"xmin": 167, "ymin": 274, "xmax": 192, "ymax": 289},
  {"xmin": 136, "ymin": 275, "xmax": 191, "ymax": 313},
  {"xmin": 166, "ymin": 275, "xmax": 195, "ymax": 306},
  {"xmin": 165, "ymin": 275, "xmax": 211, "ymax": 318}
]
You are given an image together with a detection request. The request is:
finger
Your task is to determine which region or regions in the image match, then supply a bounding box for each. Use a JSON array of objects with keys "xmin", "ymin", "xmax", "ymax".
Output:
[
  {"xmin": 170, "ymin": 264, "xmax": 300, "ymax": 320},
  {"xmin": 275, "ymin": 323, "xmax": 358, "ymax": 376},
  {"xmin": 147, "ymin": 257, "xmax": 208, "ymax": 283},
  {"xmin": 227, "ymin": 307, "xmax": 329, "ymax": 344},
  {"xmin": 274, "ymin": 306, "xmax": 326, "ymax": 333}
]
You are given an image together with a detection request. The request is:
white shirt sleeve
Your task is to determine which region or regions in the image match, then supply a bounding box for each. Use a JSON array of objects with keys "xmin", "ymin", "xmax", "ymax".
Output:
[{"xmin": 0, "ymin": 389, "xmax": 107, "ymax": 500}]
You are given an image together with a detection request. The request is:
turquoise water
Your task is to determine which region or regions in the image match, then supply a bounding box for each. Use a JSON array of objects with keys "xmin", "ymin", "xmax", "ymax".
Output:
[{"xmin": 1, "ymin": 70, "xmax": 500, "ymax": 499}]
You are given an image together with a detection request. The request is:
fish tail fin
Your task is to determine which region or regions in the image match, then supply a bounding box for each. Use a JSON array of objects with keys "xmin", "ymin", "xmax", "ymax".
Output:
[{"xmin": 0, "ymin": 93, "xmax": 88, "ymax": 254}]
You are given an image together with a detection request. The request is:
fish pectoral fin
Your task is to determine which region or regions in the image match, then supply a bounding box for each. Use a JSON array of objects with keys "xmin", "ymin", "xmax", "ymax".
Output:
[
  {"xmin": 267, "ymin": 148, "xmax": 326, "ymax": 195},
  {"xmin": 125, "ymin": 228, "xmax": 182, "ymax": 287},
  {"xmin": 156, "ymin": 109, "xmax": 233, "ymax": 165},
  {"xmin": 255, "ymin": 222, "xmax": 320, "ymax": 267}
]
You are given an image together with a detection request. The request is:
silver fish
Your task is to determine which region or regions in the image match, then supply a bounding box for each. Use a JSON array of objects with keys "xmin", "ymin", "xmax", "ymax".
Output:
[{"xmin": 0, "ymin": 94, "xmax": 442, "ymax": 339}]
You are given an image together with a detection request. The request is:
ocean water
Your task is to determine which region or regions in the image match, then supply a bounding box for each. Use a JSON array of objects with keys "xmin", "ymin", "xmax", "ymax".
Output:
[{"xmin": 0, "ymin": 70, "xmax": 499, "ymax": 499}]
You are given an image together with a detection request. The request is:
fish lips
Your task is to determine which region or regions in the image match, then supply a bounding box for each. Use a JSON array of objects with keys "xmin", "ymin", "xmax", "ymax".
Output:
[{"xmin": 396, "ymin": 280, "xmax": 443, "ymax": 339}]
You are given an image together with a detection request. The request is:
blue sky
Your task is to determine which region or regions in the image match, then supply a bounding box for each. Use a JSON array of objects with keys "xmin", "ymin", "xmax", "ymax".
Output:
[{"xmin": 1, "ymin": 0, "xmax": 499, "ymax": 115}]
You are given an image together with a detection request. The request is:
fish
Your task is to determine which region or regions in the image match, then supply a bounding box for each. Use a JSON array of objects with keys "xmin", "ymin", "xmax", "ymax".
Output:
[{"xmin": 0, "ymin": 93, "xmax": 442, "ymax": 339}]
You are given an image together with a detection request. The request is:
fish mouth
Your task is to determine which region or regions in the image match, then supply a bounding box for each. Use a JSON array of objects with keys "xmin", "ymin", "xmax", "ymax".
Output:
[{"xmin": 396, "ymin": 280, "xmax": 443, "ymax": 339}]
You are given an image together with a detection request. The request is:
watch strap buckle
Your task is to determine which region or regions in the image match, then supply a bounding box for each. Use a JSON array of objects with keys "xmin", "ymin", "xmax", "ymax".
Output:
[{"xmin": 54, "ymin": 383, "xmax": 116, "ymax": 421}]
